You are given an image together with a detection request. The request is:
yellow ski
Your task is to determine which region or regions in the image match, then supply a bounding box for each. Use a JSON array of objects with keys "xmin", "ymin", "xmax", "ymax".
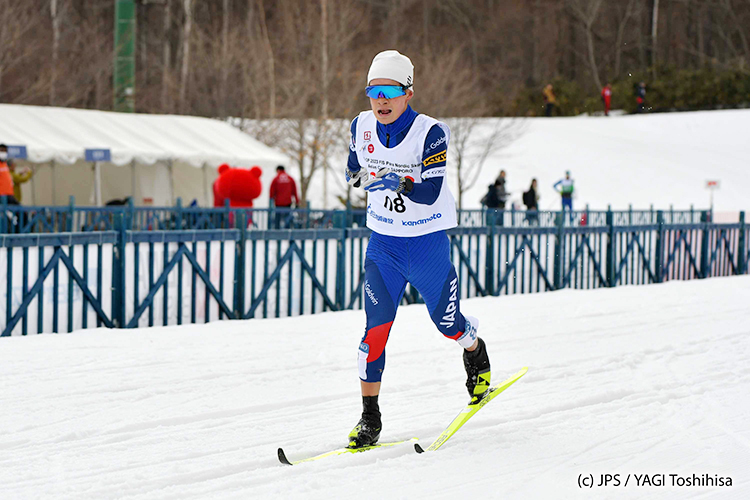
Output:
[
  {"xmin": 415, "ymin": 367, "xmax": 528, "ymax": 453},
  {"xmin": 278, "ymin": 438, "xmax": 418, "ymax": 466}
]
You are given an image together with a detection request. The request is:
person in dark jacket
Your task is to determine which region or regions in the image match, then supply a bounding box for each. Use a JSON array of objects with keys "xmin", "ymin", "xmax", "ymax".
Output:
[
  {"xmin": 634, "ymin": 82, "xmax": 647, "ymax": 113},
  {"xmin": 481, "ymin": 170, "xmax": 507, "ymax": 226},
  {"xmin": 523, "ymin": 178, "xmax": 540, "ymax": 225}
]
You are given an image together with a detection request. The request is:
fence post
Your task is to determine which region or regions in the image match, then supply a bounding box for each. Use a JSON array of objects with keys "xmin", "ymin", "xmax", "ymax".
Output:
[
  {"xmin": 553, "ymin": 211, "xmax": 564, "ymax": 289},
  {"xmin": 223, "ymin": 199, "xmax": 230, "ymax": 229},
  {"xmin": 485, "ymin": 210, "xmax": 495, "ymax": 295},
  {"xmin": 234, "ymin": 210, "xmax": 247, "ymax": 319},
  {"xmin": 112, "ymin": 213, "xmax": 127, "ymax": 328},
  {"xmin": 334, "ymin": 211, "xmax": 346, "ymax": 309},
  {"xmin": 127, "ymin": 197, "xmax": 135, "ymax": 230},
  {"xmin": 654, "ymin": 210, "xmax": 664, "ymax": 283},
  {"xmin": 738, "ymin": 211, "xmax": 746, "ymax": 275},
  {"xmin": 700, "ymin": 210, "xmax": 710, "ymax": 278},
  {"xmin": 175, "ymin": 197, "xmax": 183, "ymax": 230},
  {"xmin": 0, "ymin": 196, "xmax": 7, "ymax": 233},
  {"xmin": 606, "ymin": 208, "xmax": 615, "ymax": 287},
  {"xmin": 67, "ymin": 196, "xmax": 75, "ymax": 231}
]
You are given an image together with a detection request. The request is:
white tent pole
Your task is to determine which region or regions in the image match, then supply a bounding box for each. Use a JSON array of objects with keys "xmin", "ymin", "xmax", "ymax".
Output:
[
  {"xmin": 51, "ymin": 160, "xmax": 56, "ymax": 206},
  {"xmin": 202, "ymin": 162, "xmax": 209, "ymax": 207},
  {"xmin": 131, "ymin": 159, "xmax": 136, "ymax": 203},
  {"xmin": 94, "ymin": 162, "xmax": 103, "ymax": 206},
  {"xmin": 31, "ymin": 164, "xmax": 37, "ymax": 205},
  {"xmin": 168, "ymin": 159, "xmax": 175, "ymax": 206}
]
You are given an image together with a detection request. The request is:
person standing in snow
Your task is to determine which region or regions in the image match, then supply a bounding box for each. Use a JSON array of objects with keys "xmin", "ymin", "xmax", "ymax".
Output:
[
  {"xmin": 523, "ymin": 178, "xmax": 540, "ymax": 225},
  {"xmin": 481, "ymin": 170, "xmax": 508, "ymax": 226},
  {"xmin": 635, "ymin": 82, "xmax": 647, "ymax": 113},
  {"xmin": 543, "ymin": 84, "xmax": 556, "ymax": 117},
  {"xmin": 601, "ymin": 83, "xmax": 612, "ymax": 116},
  {"xmin": 0, "ymin": 144, "xmax": 20, "ymax": 205},
  {"xmin": 553, "ymin": 171, "xmax": 574, "ymax": 213},
  {"xmin": 344, "ymin": 50, "xmax": 492, "ymax": 448},
  {"xmin": 269, "ymin": 165, "xmax": 299, "ymax": 228}
]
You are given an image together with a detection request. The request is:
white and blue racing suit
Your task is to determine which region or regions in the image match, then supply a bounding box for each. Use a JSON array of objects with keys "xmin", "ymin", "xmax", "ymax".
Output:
[{"xmin": 348, "ymin": 105, "xmax": 475, "ymax": 383}]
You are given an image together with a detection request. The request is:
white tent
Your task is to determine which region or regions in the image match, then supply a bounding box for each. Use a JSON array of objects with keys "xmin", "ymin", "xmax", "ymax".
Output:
[{"xmin": 0, "ymin": 104, "xmax": 289, "ymax": 207}]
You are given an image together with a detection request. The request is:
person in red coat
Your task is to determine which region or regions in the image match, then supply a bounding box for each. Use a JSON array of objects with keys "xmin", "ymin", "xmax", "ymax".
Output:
[
  {"xmin": 601, "ymin": 83, "xmax": 612, "ymax": 116},
  {"xmin": 269, "ymin": 165, "xmax": 299, "ymax": 228}
]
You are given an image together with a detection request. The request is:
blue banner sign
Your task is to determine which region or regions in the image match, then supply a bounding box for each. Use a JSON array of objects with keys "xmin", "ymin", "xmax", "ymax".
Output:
[
  {"xmin": 85, "ymin": 148, "xmax": 112, "ymax": 162},
  {"xmin": 7, "ymin": 145, "xmax": 28, "ymax": 160}
]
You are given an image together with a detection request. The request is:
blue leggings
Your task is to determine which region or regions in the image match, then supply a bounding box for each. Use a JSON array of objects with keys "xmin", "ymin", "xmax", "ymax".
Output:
[{"xmin": 358, "ymin": 231, "xmax": 470, "ymax": 382}]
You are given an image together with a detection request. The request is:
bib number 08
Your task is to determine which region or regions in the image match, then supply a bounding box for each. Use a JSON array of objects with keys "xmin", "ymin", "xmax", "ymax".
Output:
[{"xmin": 384, "ymin": 194, "xmax": 406, "ymax": 213}]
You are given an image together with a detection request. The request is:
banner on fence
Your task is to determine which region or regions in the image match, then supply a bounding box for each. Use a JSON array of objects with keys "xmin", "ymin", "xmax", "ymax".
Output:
[{"xmin": 0, "ymin": 244, "xmax": 114, "ymax": 336}]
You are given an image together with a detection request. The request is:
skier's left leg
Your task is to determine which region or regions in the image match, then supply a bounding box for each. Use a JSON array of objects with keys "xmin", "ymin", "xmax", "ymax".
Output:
[{"xmin": 407, "ymin": 231, "xmax": 491, "ymax": 402}]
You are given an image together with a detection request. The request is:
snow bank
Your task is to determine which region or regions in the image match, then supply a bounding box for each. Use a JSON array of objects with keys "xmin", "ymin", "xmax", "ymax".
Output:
[
  {"xmin": 304, "ymin": 109, "xmax": 750, "ymax": 215},
  {"xmin": 2, "ymin": 276, "xmax": 749, "ymax": 499}
]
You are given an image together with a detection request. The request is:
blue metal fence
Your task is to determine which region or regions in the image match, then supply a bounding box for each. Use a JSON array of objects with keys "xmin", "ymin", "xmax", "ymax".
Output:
[
  {"xmin": 2, "ymin": 209, "xmax": 747, "ymax": 336},
  {"xmin": 2, "ymin": 195, "xmax": 709, "ymax": 233}
]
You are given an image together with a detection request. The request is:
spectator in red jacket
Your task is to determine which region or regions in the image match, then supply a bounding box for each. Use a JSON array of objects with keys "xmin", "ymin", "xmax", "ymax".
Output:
[
  {"xmin": 269, "ymin": 165, "xmax": 299, "ymax": 228},
  {"xmin": 601, "ymin": 83, "xmax": 612, "ymax": 116}
]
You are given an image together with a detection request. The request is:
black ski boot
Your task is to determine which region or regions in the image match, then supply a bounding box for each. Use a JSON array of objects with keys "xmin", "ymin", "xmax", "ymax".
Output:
[
  {"xmin": 347, "ymin": 395, "xmax": 382, "ymax": 448},
  {"xmin": 463, "ymin": 337, "xmax": 491, "ymax": 403}
]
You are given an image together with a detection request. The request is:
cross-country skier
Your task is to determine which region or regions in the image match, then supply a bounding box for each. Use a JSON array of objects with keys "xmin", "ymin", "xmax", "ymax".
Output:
[
  {"xmin": 344, "ymin": 50, "xmax": 492, "ymax": 448},
  {"xmin": 553, "ymin": 170, "xmax": 575, "ymax": 212}
]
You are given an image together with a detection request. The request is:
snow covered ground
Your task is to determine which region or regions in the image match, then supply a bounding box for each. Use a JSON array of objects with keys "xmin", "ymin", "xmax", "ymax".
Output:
[
  {"xmin": 299, "ymin": 109, "xmax": 750, "ymax": 216},
  {"xmin": 2, "ymin": 276, "xmax": 749, "ymax": 499}
]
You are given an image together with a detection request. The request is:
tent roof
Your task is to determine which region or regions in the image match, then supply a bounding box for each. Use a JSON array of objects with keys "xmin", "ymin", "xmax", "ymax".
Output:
[{"xmin": 0, "ymin": 104, "xmax": 288, "ymax": 168}]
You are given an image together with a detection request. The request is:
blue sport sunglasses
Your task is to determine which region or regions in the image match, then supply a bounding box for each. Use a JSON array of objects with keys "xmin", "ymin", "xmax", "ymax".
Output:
[{"xmin": 365, "ymin": 85, "xmax": 409, "ymax": 99}]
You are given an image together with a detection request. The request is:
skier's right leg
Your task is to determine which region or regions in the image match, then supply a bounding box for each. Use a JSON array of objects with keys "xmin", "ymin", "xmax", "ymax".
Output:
[{"xmin": 349, "ymin": 234, "xmax": 407, "ymax": 448}]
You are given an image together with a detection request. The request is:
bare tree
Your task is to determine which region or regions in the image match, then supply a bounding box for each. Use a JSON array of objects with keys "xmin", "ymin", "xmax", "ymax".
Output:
[
  {"xmin": 720, "ymin": 0, "xmax": 750, "ymax": 65},
  {"xmin": 219, "ymin": 0, "xmax": 230, "ymax": 116},
  {"xmin": 161, "ymin": 0, "xmax": 172, "ymax": 113},
  {"xmin": 567, "ymin": 0, "xmax": 604, "ymax": 91},
  {"xmin": 614, "ymin": 0, "xmax": 639, "ymax": 77},
  {"xmin": 0, "ymin": 0, "xmax": 42, "ymax": 100},
  {"xmin": 651, "ymin": 0, "xmax": 660, "ymax": 78},
  {"xmin": 1, "ymin": 0, "xmax": 748, "ymax": 118},
  {"xmin": 256, "ymin": 0, "xmax": 276, "ymax": 118},
  {"xmin": 443, "ymin": 117, "xmax": 524, "ymax": 209},
  {"xmin": 49, "ymin": 0, "xmax": 62, "ymax": 105},
  {"xmin": 179, "ymin": 0, "xmax": 192, "ymax": 113}
]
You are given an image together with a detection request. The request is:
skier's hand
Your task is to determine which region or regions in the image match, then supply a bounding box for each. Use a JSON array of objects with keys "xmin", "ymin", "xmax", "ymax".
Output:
[
  {"xmin": 345, "ymin": 167, "xmax": 368, "ymax": 188},
  {"xmin": 362, "ymin": 168, "xmax": 405, "ymax": 193}
]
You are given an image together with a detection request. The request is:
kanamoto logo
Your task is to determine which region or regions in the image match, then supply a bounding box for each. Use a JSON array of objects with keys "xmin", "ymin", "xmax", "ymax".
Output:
[
  {"xmin": 364, "ymin": 131, "xmax": 371, "ymax": 141},
  {"xmin": 367, "ymin": 144, "xmax": 375, "ymax": 154},
  {"xmin": 423, "ymin": 151, "xmax": 446, "ymax": 167}
]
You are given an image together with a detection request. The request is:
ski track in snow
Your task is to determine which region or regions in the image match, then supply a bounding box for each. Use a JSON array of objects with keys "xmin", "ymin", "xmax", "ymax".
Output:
[{"xmin": 1, "ymin": 277, "xmax": 749, "ymax": 499}]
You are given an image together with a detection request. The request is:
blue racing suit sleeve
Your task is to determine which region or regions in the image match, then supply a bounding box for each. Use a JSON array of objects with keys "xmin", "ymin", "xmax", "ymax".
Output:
[
  {"xmin": 404, "ymin": 124, "xmax": 446, "ymax": 205},
  {"xmin": 347, "ymin": 117, "xmax": 363, "ymax": 173}
]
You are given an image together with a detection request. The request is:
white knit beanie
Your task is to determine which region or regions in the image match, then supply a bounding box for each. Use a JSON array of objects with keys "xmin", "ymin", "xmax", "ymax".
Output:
[{"xmin": 367, "ymin": 50, "xmax": 414, "ymax": 88}]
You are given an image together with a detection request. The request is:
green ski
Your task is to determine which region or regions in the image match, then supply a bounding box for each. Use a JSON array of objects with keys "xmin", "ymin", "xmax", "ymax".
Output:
[
  {"xmin": 415, "ymin": 366, "xmax": 528, "ymax": 453},
  {"xmin": 278, "ymin": 438, "xmax": 418, "ymax": 466}
]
